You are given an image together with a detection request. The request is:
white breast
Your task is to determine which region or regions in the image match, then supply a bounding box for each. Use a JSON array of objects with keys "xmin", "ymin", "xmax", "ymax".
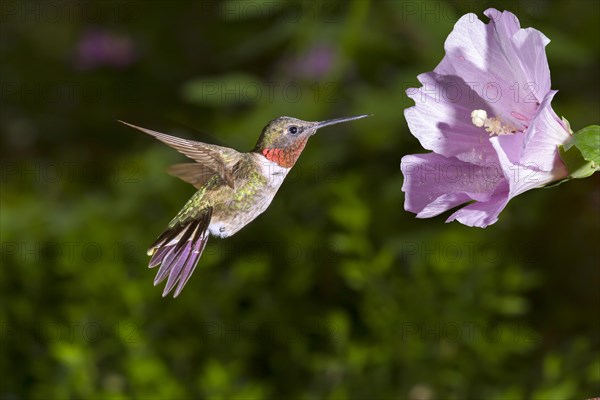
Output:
[
  {"xmin": 252, "ymin": 153, "xmax": 290, "ymax": 189},
  {"xmin": 208, "ymin": 154, "xmax": 291, "ymax": 238}
]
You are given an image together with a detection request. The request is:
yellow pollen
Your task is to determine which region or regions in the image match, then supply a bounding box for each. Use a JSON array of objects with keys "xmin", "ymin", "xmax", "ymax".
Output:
[{"xmin": 470, "ymin": 109, "xmax": 516, "ymax": 136}]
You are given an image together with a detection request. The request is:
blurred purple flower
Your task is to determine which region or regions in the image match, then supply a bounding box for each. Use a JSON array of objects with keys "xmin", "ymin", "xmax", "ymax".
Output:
[
  {"xmin": 284, "ymin": 43, "xmax": 335, "ymax": 80},
  {"xmin": 75, "ymin": 28, "xmax": 137, "ymax": 70},
  {"xmin": 401, "ymin": 9, "xmax": 571, "ymax": 228}
]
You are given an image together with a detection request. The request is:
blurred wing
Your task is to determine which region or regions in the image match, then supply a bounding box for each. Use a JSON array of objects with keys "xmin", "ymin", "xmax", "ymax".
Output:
[
  {"xmin": 119, "ymin": 120, "xmax": 238, "ymax": 188},
  {"xmin": 166, "ymin": 163, "xmax": 219, "ymax": 189}
]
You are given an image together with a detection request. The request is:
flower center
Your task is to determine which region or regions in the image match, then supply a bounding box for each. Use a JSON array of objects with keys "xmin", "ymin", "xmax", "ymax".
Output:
[{"xmin": 471, "ymin": 109, "xmax": 517, "ymax": 136}]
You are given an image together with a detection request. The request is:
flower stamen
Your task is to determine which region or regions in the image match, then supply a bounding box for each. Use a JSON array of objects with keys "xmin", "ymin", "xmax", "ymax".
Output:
[{"xmin": 471, "ymin": 109, "xmax": 517, "ymax": 136}]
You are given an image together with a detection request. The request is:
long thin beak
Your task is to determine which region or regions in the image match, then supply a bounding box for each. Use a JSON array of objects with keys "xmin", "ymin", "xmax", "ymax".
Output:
[{"xmin": 315, "ymin": 114, "xmax": 371, "ymax": 130}]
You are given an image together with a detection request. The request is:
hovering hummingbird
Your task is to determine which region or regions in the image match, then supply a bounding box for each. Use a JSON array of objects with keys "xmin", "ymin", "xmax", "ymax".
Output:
[{"xmin": 120, "ymin": 114, "xmax": 369, "ymax": 297}]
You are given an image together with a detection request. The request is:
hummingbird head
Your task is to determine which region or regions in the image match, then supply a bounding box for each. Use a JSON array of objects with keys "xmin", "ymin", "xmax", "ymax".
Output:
[{"xmin": 254, "ymin": 114, "xmax": 369, "ymax": 168}]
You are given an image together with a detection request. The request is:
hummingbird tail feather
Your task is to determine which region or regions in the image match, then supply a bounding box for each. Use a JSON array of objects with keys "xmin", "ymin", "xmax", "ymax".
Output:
[{"xmin": 147, "ymin": 208, "xmax": 213, "ymax": 298}]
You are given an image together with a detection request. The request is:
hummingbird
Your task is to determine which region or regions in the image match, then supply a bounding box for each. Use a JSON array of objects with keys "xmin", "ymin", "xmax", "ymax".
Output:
[{"xmin": 120, "ymin": 114, "xmax": 369, "ymax": 297}]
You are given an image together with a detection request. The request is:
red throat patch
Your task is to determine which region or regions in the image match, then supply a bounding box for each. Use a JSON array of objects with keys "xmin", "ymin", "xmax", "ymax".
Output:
[{"xmin": 261, "ymin": 138, "xmax": 309, "ymax": 168}]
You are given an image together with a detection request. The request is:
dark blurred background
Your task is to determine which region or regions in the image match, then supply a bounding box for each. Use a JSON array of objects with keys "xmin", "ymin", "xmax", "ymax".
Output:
[{"xmin": 1, "ymin": 0, "xmax": 599, "ymax": 399}]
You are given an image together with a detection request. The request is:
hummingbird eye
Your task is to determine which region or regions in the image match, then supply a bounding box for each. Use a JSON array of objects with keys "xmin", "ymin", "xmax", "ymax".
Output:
[{"xmin": 287, "ymin": 126, "xmax": 298, "ymax": 135}]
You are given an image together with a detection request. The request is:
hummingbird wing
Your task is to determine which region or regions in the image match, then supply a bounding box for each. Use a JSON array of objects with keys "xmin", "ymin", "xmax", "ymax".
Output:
[
  {"xmin": 166, "ymin": 163, "xmax": 225, "ymax": 189},
  {"xmin": 147, "ymin": 207, "xmax": 213, "ymax": 298},
  {"xmin": 119, "ymin": 121, "xmax": 238, "ymax": 188}
]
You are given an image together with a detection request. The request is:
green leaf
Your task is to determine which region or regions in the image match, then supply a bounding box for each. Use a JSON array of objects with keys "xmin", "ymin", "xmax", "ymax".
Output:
[
  {"xmin": 554, "ymin": 124, "xmax": 599, "ymax": 184},
  {"xmin": 572, "ymin": 125, "xmax": 600, "ymax": 167},
  {"xmin": 558, "ymin": 144, "xmax": 597, "ymax": 180}
]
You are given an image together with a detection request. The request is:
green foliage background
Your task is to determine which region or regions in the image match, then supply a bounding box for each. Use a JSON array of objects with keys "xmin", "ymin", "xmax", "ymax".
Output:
[{"xmin": 1, "ymin": 0, "xmax": 599, "ymax": 398}]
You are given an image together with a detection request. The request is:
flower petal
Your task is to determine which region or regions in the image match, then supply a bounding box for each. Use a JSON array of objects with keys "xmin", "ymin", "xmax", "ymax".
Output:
[
  {"xmin": 402, "ymin": 9, "xmax": 565, "ymax": 228},
  {"xmin": 485, "ymin": 8, "xmax": 551, "ymax": 98},
  {"xmin": 405, "ymin": 72, "xmax": 498, "ymax": 165},
  {"xmin": 405, "ymin": 9, "xmax": 553, "ymax": 167},
  {"xmin": 446, "ymin": 182, "xmax": 510, "ymax": 228},
  {"xmin": 490, "ymin": 132, "xmax": 566, "ymax": 199},
  {"xmin": 401, "ymin": 153, "xmax": 504, "ymax": 218},
  {"xmin": 435, "ymin": 10, "xmax": 544, "ymax": 126},
  {"xmin": 520, "ymin": 90, "xmax": 571, "ymax": 172}
]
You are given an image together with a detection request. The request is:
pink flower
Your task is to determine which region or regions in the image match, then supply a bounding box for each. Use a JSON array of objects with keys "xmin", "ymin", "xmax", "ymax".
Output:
[
  {"xmin": 282, "ymin": 43, "xmax": 336, "ymax": 80},
  {"xmin": 401, "ymin": 9, "xmax": 571, "ymax": 228},
  {"xmin": 75, "ymin": 28, "xmax": 137, "ymax": 70}
]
